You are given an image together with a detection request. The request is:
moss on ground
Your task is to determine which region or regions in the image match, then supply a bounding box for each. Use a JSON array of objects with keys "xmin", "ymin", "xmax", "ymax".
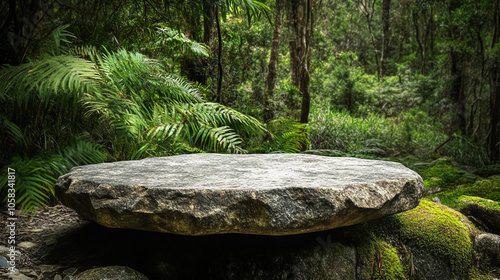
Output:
[
  {"xmin": 417, "ymin": 158, "xmax": 477, "ymax": 190},
  {"xmin": 434, "ymin": 177, "xmax": 500, "ymax": 207},
  {"xmin": 390, "ymin": 199, "xmax": 476, "ymax": 278},
  {"xmin": 474, "ymin": 164, "xmax": 500, "ymax": 178}
]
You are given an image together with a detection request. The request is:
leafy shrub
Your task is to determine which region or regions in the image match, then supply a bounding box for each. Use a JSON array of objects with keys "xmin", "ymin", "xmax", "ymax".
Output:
[
  {"xmin": 308, "ymin": 102, "xmax": 446, "ymax": 158},
  {"xmin": 251, "ymin": 119, "xmax": 309, "ymax": 153}
]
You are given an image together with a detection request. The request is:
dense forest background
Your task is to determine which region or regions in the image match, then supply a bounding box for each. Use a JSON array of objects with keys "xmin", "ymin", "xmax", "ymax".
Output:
[{"xmin": 1, "ymin": 0, "xmax": 500, "ymax": 211}]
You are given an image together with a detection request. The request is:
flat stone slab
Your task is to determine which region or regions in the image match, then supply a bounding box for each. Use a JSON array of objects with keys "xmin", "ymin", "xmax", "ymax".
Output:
[{"xmin": 55, "ymin": 154, "xmax": 424, "ymax": 235}]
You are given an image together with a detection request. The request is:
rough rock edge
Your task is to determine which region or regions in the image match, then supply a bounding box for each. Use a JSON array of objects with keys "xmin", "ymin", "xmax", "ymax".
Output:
[{"xmin": 55, "ymin": 155, "xmax": 424, "ymax": 236}]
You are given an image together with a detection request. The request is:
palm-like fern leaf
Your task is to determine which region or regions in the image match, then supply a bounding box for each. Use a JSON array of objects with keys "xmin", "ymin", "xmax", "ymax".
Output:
[
  {"xmin": 154, "ymin": 26, "xmax": 209, "ymax": 58},
  {"xmin": 0, "ymin": 56, "xmax": 100, "ymax": 102}
]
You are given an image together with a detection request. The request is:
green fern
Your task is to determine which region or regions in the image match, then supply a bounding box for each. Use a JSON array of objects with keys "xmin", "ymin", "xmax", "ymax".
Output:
[
  {"xmin": 0, "ymin": 55, "xmax": 100, "ymax": 103},
  {"xmin": 254, "ymin": 119, "xmax": 310, "ymax": 153},
  {"xmin": 1, "ymin": 155, "xmax": 64, "ymax": 212},
  {"xmin": 0, "ymin": 140, "xmax": 106, "ymax": 212},
  {"xmin": 154, "ymin": 26, "xmax": 209, "ymax": 58},
  {"xmin": 1, "ymin": 29, "xmax": 267, "ymax": 210}
]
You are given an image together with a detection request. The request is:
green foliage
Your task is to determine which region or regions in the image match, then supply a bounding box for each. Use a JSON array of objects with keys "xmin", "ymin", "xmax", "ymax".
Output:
[
  {"xmin": 0, "ymin": 139, "xmax": 105, "ymax": 212},
  {"xmin": 312, "ymin": 52, "xmax": 370, "ymax": 115},
  {"xmin": 308, "ymin": 102, "xmax": 446, "ymax": 158},
  {"xmin": 252, "ymin": 119, "xmax": 309, "ymax": 153},
  {"xmin": 0, "ymin": 27, "xmax": 266, "ymax": 211}
]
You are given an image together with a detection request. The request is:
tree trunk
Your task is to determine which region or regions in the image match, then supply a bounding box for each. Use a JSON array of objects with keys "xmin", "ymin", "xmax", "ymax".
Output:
[
  {"xmin": 488, "ymin": 0, "xmax": 500, "ymax": 161},
  {"xmin": 286, "ymin": 0, "xmax": 301, "ymax": 90},
  {"xmin": 379, "ymin": 0, "xmax": 391, "ymax": 79},
  {"xmin": 263, "ymin": 0, "xmax": 284, "ymax": 122},
  {"xmin": 299, "ymin": 0, "xmax": 312, "ymax": 124},
  {"xmin": 447, "ymin": 0, "xmax": 466, "ymax": 134},
  {"xmin": 286, "ymin": 0, "xmax": 313, "ymax": 123},
  {"xmin": 216, "ymin": 5, "xmax": 223, "ymax": 104}
]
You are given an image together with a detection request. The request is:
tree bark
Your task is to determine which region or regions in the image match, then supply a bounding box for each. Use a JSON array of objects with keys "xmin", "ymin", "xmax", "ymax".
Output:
[
  {"xmin": 447, "ymin": 0, "xmax": 466, "ymax": 134},
  {"xmin": 299, "ymin": 0, "xmax": 312, "ymax": 124},
  {"xmin": 216, "ymin": 5, "xmax": 223, "ymax": 104},
  {"xmin": 263, "ymin": 0, "xmax": 284, "ymax": 122},
  {"xmin": 379, "ymin": 0, "xmax": 391, "ymax": 79},
  {"xmin": 286, "ymin": 0, "xmax": 313, "ymax": 123},
  {"xmin": 488, "ymin": 0, "xmax": 500, "ymax": 161},
  {"xmin": 286, "ymin": 0, "xmax": 301, "ymax": 89}
]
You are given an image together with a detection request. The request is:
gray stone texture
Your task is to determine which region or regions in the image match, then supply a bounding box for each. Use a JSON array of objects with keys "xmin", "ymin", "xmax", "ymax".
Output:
[
  {"xmin": 474, "ymin": 233, "xmax": 500, "ymax": 269},
  {"xmin": 458, "ymin": 198, "xmax": 500, "ymax": 235},
  {"xmin": 55, "ymin": 153, "xmax": 424, "ymax": 235},
  {"xmin": 74, "ymin": 266, "xmax": 149, "ymax": 280}
]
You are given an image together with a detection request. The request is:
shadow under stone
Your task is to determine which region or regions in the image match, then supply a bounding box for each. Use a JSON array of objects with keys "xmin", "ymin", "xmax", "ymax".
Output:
[{"xmin": 44, "ymin": 221, "xmax": 357, "ymax": 280}]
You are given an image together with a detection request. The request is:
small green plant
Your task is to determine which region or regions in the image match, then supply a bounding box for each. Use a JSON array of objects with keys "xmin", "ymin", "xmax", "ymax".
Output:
[{"xmin": 251, "ymin": 118, "xmax": 309, "ymax": 153}]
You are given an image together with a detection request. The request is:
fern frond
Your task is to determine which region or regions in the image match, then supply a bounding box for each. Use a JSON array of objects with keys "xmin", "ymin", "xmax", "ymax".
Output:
[
  {"xmin": 155, "ymin": 26, "xmax": 209, "ymax": 57},
  {"xmin": 193, "ymin": 103, "xmax": 267, "ymax": 136},
  {"xmin": 0, "ymin": 56, "xmax": 100, "ymax": 103},
  {"xmin": 49, "ymin": 24, "xmax": 76, "ymax": 56},
  {"xmin": 257, "ymin": 119, "xmax": 309, "ymax": 153},
  {"xmin": 1, "ymin": 155, "xmax": 65, "ymax": 212},
  {"xmin": 57, "ymin": 138, "xmax": 107, "ymax": 167}
]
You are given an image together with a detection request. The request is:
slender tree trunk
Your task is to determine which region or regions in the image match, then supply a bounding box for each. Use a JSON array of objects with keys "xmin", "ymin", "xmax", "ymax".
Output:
[
  {"xmin": 379, "ymin": 0, "xmax": 391, "ymax": 79},
  {"xmin": 299, "ymin": 0, "xmax": 313, "ymax": 124},
  {"xmin": 216, "ymin": 5, "xmax": 223, "ymax": 104},
  {"xmin": 263, "ymin": 0, "xmax": 284, "ymax": 122},
  {"xmin": 488, "ymin": 0, "xmax": 500, "ymax": 161},
  {"xmin": 286, "ymin": 0, "xmax": 313, "ymax": 123},
  {"xmin": 286, "ymin": 0, "xmax": 300, "ymax": 89},
  {"xmin": 447, "ymin": 0, "xmax": 466, "ymax": 134},
  {"xmin": 180, "ymin": 7, "xmax": 205, "ymax": 85}
]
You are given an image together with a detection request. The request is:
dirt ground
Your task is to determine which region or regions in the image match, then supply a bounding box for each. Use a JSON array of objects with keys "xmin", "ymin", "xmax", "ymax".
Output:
[{"xmin": 1, "ymin": 205, "xmax": 87, "ymax": 280}]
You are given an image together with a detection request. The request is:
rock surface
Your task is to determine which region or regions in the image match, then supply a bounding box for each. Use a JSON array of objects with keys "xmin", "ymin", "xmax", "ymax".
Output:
[
  {"xmin": 74, "ymin": 266, "xmax": 148, "ymax": 280},
  {"xmin": 55, "ymin": 153, "xmax": 424, "ymax": 235},
  {"xmin": 457, "ymin": 196, "xmax": 500, "ymax": 235},
  {"xmin": 474, "ymin": 233, "xmax": 500, "ymax": 270}
]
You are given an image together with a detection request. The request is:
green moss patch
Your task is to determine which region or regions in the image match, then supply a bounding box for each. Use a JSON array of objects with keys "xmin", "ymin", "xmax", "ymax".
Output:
[
  {"xmin": 418, "ymin": 159, "xmax": 477, "ymax": 190},
  {"xmin": 391, "ymin": 199, "xmax": 475, "ymax": 278},
  {"xmin": 434, "ymin": 177, "xmax": 500, "ymax": 207},
  {"xmin": 355, "ymin": 236, "xmax": 406, "ymax": 280},
  {"xmin": 474, "ymin": 164, "xmax": 500, "ymax": 178},
  {"xmin": 455, "ymin": 195, "xmax": 500, "ymax": 211}
]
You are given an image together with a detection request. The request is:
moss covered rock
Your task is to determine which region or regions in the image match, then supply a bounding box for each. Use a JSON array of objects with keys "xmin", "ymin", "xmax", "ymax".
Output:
[
  {"xmin": 456, "ymin": 196, "xmax": 500, "ymax": 234},
  {"xmin": 474, "ymin": 233, "xmax": 500, "ymax": 273},
  {"xmin": 435, "ymin": 178, "xmax": 500, "ymax": 207},
  {"xmin": 474, "ymin": 165, "xmax": 500, "ymax": 178},
  {"xmin": 390, "ymin": 199, "xmax": 477, "ymax": 278},
  {"xmin": 355, "ymin": 237, "xmax": 406, "ymax": 280}
]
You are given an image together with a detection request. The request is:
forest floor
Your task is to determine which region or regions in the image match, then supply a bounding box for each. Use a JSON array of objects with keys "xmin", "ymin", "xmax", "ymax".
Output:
[{"xmin": 0, "ymin": 205, "xmax": 86, "ymax": 280}]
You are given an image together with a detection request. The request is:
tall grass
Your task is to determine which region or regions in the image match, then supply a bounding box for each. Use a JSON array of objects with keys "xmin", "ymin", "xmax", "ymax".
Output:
[{"xmin": 308, "ymin": 101, "xmax": 447, "ymax": 158}]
